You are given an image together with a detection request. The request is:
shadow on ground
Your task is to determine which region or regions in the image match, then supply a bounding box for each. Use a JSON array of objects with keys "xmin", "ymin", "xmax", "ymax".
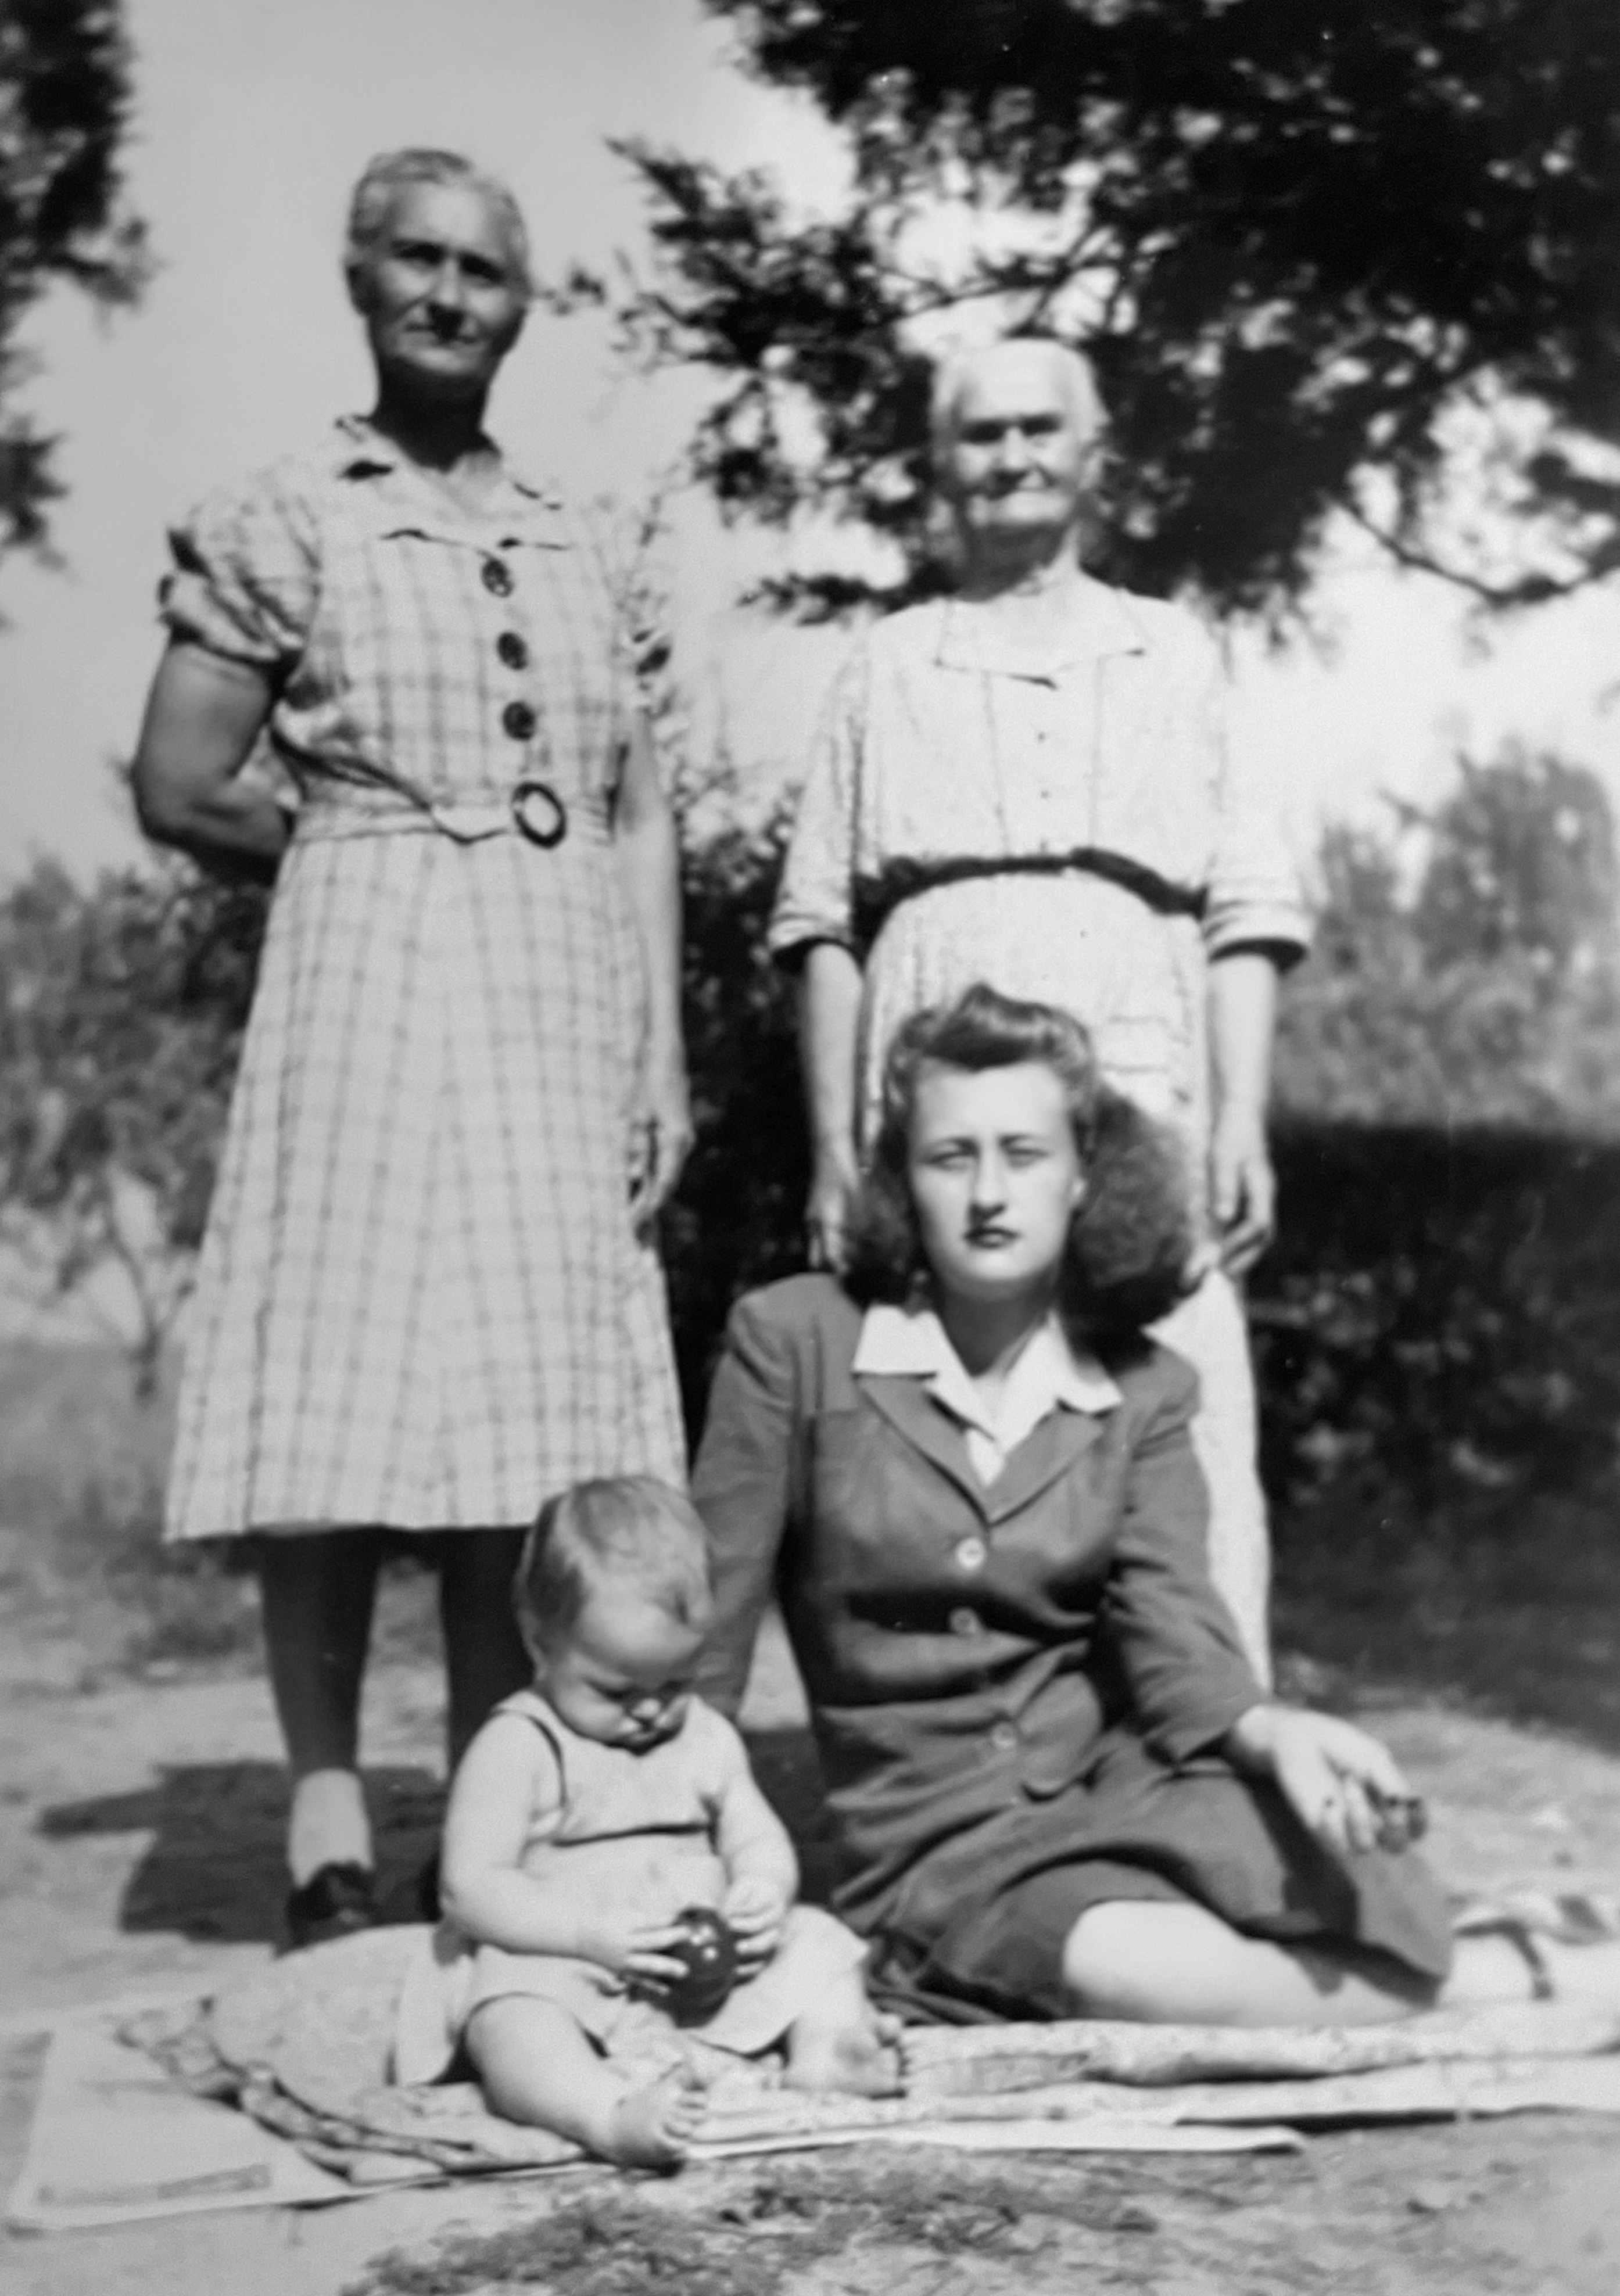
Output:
[
  {"xmin": 36, "ymin": 1762, "xmax": 445, "ymax": 1946},
  {"xmin": 33, "ymin": 1741, "xmax": 838, "ymax": 1944}
]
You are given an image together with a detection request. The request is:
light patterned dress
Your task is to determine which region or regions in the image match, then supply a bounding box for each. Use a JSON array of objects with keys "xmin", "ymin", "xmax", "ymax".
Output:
[
  {"xmin": 769, "ymin": 580, "xmax": 1310, "ymax": 1678},
  {"xmin": 162, "ymin": 417, "xmax": 685, "ymax": 1540}
]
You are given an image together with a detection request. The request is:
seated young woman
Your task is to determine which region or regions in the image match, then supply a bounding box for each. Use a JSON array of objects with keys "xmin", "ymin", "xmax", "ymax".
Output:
[{"xmin": 692, "ymin": 984, "xmax": 1620, "ymax": 2027}]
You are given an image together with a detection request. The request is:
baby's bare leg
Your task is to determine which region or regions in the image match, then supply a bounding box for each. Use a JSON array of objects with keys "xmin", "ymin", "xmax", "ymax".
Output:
[
  {"xmin": 783, "ymin": 1967, "xmax": 903, "ymax": 2097},
  {"xmin": 465, "ymin": 1997, "xmax": 706, "ymax": 2168}
]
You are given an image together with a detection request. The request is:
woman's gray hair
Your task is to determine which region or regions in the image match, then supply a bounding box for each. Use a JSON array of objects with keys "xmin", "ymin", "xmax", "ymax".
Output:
[
  {"xmin": 929, "ymin": 338, "xmax": 1106, "ymax": 460},
  {"xmin": 344, "ymin": 149, "xmax": 532, "ymax": 295}
]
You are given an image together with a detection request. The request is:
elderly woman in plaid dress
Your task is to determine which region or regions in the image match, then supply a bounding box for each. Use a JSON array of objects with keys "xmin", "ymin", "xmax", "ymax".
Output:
[{"xmin": 132, "ymin": 151, "xmax": 689, "ymax": 1946}]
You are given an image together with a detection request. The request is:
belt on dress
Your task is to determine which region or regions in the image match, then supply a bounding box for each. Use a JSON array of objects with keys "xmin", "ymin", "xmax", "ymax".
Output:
[
  {"xmin": 290, "ymin": 771, "xmax": 569, "ymax": 850},
  {"xmin": 851, "ymin": 848, "xmax": 1206, "ymax": 952}
]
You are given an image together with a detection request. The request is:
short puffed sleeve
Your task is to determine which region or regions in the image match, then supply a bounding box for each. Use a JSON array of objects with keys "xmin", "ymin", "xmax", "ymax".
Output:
[
  {"xmin": 159, "ymin": 464, "xmax": 321, "ymax": 672},
  {"xmin": 767, "ymin": 636, "xmax": 871, "ymax": 963}
]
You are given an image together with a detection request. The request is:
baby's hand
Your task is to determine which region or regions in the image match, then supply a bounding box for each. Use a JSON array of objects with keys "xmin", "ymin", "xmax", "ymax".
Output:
[
  {"xmin": 722, "ymin": 1877, "xmax": 788, "ymax": 1974},
  {"xmin": 578, "ymin": 1903, "xmax": 693, "ymax": 1989}
]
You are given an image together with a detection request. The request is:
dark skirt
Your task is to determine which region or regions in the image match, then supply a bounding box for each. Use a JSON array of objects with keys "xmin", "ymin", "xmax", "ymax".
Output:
[{"xmin": 849, "ymin": 1727, "xmax": 1454, "ymax": 2025}]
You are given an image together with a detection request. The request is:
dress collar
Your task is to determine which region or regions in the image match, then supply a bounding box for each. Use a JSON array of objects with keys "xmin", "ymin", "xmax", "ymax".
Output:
[
  {"xmin": 327, "ymin": 412, "xmax": 559, "ymax": 508},
  {"xmin": 931, "ymin": 573, "xmax": 1148, "ymax": 681}
]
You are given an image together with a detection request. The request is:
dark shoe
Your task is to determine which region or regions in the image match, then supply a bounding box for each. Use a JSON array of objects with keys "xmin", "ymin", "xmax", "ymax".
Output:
[
  {"xmin": 416, "ymin": 1852, "xmax": 442, "ymax": 1922},
  {"xmin": 285, "ymin": 1861, "xmax": 379, "ymax": 1950}
]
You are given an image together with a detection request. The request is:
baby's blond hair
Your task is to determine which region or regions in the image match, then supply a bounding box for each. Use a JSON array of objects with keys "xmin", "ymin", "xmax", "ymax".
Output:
[{"xmin": 514, "ymin": 1475, "xmax": 711, "ymax": 1659}]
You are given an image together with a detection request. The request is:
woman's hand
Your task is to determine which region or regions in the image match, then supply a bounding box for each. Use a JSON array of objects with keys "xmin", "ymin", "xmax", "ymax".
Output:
[
  {"xmin": 1208, "ymin": 1106, "xmax": 1275, "ymax": 1276},
  {"xmin": 722, "ymin": 1875, "xmax": 788, "ymax": 1974},
  {"xmin": 805, "ymin": 1140, "xmax": 859, "ymax": 1273},
  {"xmin": 628, "ymin": 1055, "xmax": 693, "ymax": 1236},
  {"xmin": 1224, "ymin": 1703, "xmax": 1424, "ymax": 1860}
]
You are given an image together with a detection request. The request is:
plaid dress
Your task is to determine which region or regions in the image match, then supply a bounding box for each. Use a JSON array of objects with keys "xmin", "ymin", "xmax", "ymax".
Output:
[{"xmin": 162, "ymin": 417, "xmax": 685, "ymax": 1538}]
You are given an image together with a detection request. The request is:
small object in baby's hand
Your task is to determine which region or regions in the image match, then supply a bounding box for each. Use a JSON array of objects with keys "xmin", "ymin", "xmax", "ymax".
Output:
[
  {"xmin": 663, "ymin": 1906, "xmax": 739, "ymax": 2024},
  {"xmin": 1368, "ymin": 1786, "xmax": 1428, "ymax": 1852}
]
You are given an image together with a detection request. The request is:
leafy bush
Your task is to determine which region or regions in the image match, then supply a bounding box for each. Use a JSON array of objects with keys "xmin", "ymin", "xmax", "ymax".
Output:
[
  {"xmin": 1257, "ymin": 1125, "xmax": 1620, "ymax": 1506},
  {"xmin": 0, "ymin": 855, "xmax": 268, "ymax": 1385},
  {"xmin": 668, "ymin": 803, "xmax": 808, "ymax": 1425},
  {"xmin": 1275, "ymin": 749, "xmax": 1620, "ymax": 1133}
]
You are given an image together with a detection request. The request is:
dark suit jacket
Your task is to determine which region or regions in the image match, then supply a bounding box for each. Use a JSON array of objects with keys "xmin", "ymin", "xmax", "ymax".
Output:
[{"xmin": 691, "ymin": 1274, "xmax": 1263, "ymax": 1930}]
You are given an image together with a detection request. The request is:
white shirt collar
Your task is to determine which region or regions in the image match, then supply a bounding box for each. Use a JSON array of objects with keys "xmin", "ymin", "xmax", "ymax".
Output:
[{"xmin": 854, "ymin": 1303, "xmax": 1120, "ymax": 1482}]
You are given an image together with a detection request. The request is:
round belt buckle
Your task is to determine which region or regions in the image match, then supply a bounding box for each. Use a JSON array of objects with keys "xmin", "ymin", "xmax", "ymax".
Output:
[{"xmin": 511, "ymin": 779, "xmax": 568, "ymax": 849}]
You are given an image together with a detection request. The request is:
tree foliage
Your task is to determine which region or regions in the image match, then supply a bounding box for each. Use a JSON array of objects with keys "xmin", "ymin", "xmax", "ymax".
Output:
[
  {"xmin": 601, "ymin": 0, "xmax": 1620, "ymax": 612},
  {"xmin": 1275, "ymin": 748, "xmax": 1620, "ymax": 1131},
  {"xmin": 0, "ymin": 0, "xmax": 146, "ymax": 561},
  {"xmin": 0, "ymin": 856, "xmax": 266, "ymax": 1387},
  {"xmin": 1411, "ymin": 745, "xmax": 1618, "ymax": 974}
]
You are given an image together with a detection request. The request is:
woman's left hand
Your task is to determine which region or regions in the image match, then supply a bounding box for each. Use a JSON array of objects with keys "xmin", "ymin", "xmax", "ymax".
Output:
[
  {"xmin": 628, "ymin": 1058, "xmax": 693, "ymax": 1235},
  {"xmin": 1225, "ymin": 1703, "xmax": 1423, "ymax": 1860}
]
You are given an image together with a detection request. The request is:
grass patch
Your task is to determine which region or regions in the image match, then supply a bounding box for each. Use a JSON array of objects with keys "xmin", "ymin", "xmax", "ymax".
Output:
[
  {"xmin": 342, "ymin": 2163, "xmax": 1185, "ymax": 2296},
  {"xmin": 0, "ymin": 1338, "xmax": 441, "ymax": 1678}
]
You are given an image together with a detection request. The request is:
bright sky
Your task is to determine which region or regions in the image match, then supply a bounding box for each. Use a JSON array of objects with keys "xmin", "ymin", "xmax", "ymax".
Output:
[{"xmin": 1, "ymin": 0, "xmax": 1617, "ymax": 885}]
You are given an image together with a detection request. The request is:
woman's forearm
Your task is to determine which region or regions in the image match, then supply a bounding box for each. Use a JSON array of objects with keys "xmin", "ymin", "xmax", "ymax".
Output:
[
  {"xmin": 799, "ymin": 941, "xmax": 863, "ymax": 1162},
  {"xmin": 615, "ymin": 732, "xmax": 687, "ymax": 1079},
  {"xmin": 620, "ymin": 822, "xmax": 686, "ymax": 1079},
  {"xmin": 132, "ymin": 644, "xmax": 286, "ymax": 879},
  {"xmin": 1206, "ymin": 949, "xmax": 1282, "ymax": 1269},
  {"xmin": 1207, "ymin": 949, "xmax": 1279, "ymax": 1127},
  {"xmin": 798, "ymin": 941, "xmax": 864, "ymax": 1268},
  {"xmin": 145, "ymin": 781, "xmax": 289, "ymax": 879},
  {"xmin": 614, "ymin": 724, "xmax": 692, "ymax": 1219}
]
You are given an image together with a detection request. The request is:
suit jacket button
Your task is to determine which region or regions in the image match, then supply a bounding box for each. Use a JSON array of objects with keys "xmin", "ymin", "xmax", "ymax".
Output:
[
  {"xmin": 990, "ymin": 1720, "xmax": 1019, "ymax": 1753},
  {"xmin": 954, "ymin": 1535, "xmax": 987, "ymax": 1573},
  {"xmin": 948, "ymin": 1606, "xmax": 980, "ymax": 1636}
]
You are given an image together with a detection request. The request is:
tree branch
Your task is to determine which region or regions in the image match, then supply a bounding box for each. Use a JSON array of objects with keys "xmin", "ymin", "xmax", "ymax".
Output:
[{"xmin": 1342, "ymin": 498, "xmax": 1620, "ymax": 611}]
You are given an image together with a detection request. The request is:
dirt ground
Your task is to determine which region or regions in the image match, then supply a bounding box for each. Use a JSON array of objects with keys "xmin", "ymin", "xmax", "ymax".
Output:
[{"xmin": 4, "ymin": 1567, "xmax": 1620, "ymax": 2294}]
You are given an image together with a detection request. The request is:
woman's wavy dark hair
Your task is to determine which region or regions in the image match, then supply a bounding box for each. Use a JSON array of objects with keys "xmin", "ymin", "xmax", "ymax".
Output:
[{"xmin": 843, "ymin": 983, "xmax": 1195, "ymax": 1344}]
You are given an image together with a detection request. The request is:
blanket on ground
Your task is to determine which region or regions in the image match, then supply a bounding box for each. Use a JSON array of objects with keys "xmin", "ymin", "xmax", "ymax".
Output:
[{"xmin": 118, "ymin": 1924, "xmax": 1620, "ymax": 2189}]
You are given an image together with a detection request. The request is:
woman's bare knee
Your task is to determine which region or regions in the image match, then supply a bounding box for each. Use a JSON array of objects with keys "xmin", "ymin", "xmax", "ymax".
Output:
[
  {"xmin": 1060, "ymin": 1901, "xmax": 1202, "ymax": 2019},
  {"xmin": 1062, "ymin": 1897, "xmax": 1437, "ymax": 2028}
]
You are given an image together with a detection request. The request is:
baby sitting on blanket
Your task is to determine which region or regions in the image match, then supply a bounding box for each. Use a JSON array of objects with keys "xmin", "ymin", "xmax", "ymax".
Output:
[{"xmin": 394, "ymin": 1475, "xmax": 898, "ymax": 2166}]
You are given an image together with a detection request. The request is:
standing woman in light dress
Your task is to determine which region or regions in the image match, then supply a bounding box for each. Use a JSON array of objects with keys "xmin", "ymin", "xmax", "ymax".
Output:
[
  {"xmin": 771, "ymin": 338, "xmax": 1308, "ymax": 1681},
  {"xmin": 132, "ymin": 150, "xmax": 690, "ymax": 1946}
]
